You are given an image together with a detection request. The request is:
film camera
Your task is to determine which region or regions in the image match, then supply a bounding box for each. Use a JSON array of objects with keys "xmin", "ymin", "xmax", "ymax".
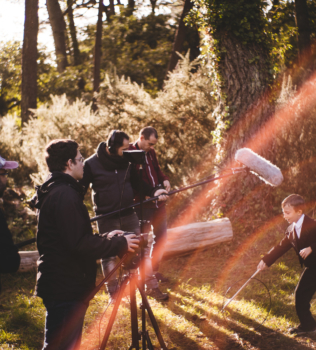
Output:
[{"xmin": 123, "ymin": 232, "xmax": 149, "ymax": 270}]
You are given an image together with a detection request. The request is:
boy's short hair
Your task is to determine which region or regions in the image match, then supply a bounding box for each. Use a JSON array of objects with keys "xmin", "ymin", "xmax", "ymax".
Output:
[
  {"xmin": 45, "ymin": 139, "xmax": 79, "ymax": 172},
  {"xmin": 140, "ymin": 126, "xmax": 158, "ymax": 140},
  {"xmin": 282, "ymin": 194, "xmax": 305, "ymax": 212}
]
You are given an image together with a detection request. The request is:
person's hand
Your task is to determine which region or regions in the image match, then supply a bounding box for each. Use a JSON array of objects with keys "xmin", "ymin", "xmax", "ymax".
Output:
[
  {"xmin": 300, "ymin": 247, "xmax": 312, "ymax": 259},
  {"xmin": 107, "ymin": 230, "xmax": 124, "ymax": 238},
  {"xmin": 154, "ymin": 189, "xmax": 169, "ymax": 201},
  {"xmin": 257, "ymin": 260, "xmax": 268, "ymax": 271},
  {"xmin": 125, "ymin": 234, "xmax": 140, "ymax": 253},
  {"xmin": 163, "ymin": 180, "xmax": 171, "ymax": 192}
]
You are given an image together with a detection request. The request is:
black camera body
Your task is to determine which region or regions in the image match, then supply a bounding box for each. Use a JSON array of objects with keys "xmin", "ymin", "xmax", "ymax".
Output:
[{"xmin": 123, "ymin": 232, "xmax": 148, "ymax": 270}]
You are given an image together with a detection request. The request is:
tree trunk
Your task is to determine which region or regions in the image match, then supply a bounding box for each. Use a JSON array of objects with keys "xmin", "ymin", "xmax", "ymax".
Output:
[
  {"xmin": 17, "ymin": 219, "xmax": 232, "ymax": 270},
  {"xmin": 163, "ymin": 219, "xmax": 233, "ymax": 257},
  {"xmin": 18, "ymin": 251, "xmax": 39, "ymax": 272},
  {"xmin": 21, "ymin": 0, "xmax": 38, "ymax": 125},
  {"xmin": 165, "ymin": 0, "xmax": 193, "ymax": 77},
  {"xmin": 218, "ymin": 36, "xmax": 273, "ymax": 158},
  {"xmin": 109, "ymin": 0, "xmax": 115, "ymax": 18},
  {"xmin": 295, "ymin": 0, "xmax": 311, "ymax": 61},
  {"xmin": 92, "ymin": 0, "xmax": 103, "ymax": 112},
  {"xmin": 126, "ymin": 0, "xmax": 135, "ymax": 16},
  {"xmin": 67, "ymin": 0, "xmax": 81, "ymax": 66},
  {"xmin": 150, "ymin": 0, "xmax": 157, "ymax": 14},
  {"xmin": 46, "ymin": 0, "xmax": 68, "ymax": 72}
]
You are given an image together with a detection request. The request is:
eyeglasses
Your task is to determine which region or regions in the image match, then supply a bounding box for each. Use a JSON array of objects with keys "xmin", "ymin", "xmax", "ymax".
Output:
[
  {"xmin": 74, "ymin": 157, "xmax": 84, "ymax": 163},
  {"xmin": 0, "ymin": 171, "xmax": 9, "ymax": 176}
]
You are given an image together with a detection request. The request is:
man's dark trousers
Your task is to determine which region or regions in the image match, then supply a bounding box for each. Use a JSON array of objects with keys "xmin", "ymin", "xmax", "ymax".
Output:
[
  {"xmin": 43, "ymin": 300, "xmax": 88, "ymax": 350},
  {"xmin": 142, "ymin": 205, "xmax": 167, "ymax": 273},
  {"xmin": 295, "ymin": 267, "xmax": 316, "ymax": 330}
]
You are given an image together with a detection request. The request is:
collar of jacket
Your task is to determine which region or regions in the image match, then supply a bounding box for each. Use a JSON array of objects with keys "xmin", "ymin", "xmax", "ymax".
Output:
[
  {"xmin": 33, "ymin": 172, "xmax": 84, "ymax": 209},
  {"xmin": 96, "ymin": 142, "xmax": 129, "ymax": 171}
]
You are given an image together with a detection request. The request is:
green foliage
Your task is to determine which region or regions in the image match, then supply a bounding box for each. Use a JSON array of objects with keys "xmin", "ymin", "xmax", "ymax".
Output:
[
  {"xmin": 0, "ymin": 10, "xmax": 177, "ymax": 111},
  {"xmin": 0, "ymin": 42, "xmax": 22, "ymax": 116},
  {"xmin": 83, "ymin": 11, "xmax": 175, "ymax": 95},
  {"xmin": 188, "ymin": 0, "xmax": 271, "ymax": 47},
  {"xmin": 0, "ymin": 54, "xmax": 218, "ymax": 188},
  {"xmin": 268, "ymin": 1, "xmax": 298, "ymax": 76},
  {"xmin": 0, "ymin": 43, "xmax": 92, "ymax": 117}
]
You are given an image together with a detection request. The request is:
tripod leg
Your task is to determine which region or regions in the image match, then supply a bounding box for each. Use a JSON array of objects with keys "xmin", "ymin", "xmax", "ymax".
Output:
[
  {"xmin": 137, "ymin": 281, "xmax": 168, "ymax": 350},
  {"xmin": 129, "ymin": 275, "xmax": 140, "ymax": 350},
  {"xmin": 145, "ymin": 331, "xmax": 154, "ymax": 350},
  {"xmin": 142, "ymin": 290, "xmax": 146, "ymax": 350},
  {"xmin": 100, "ymin": 278, "xmax": 129, "ymax": 350}
]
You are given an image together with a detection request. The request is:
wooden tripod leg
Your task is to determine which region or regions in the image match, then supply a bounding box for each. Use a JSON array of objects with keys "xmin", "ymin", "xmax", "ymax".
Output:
[{"xmin": 100, "ymin": 277, "xmax": 129, "ymax": 350}]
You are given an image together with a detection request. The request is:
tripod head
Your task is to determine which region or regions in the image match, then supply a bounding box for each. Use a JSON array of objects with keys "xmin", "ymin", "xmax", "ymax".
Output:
[{"xmin": 122, "ymin": 232, "xmax": 149, "ymax": 270}]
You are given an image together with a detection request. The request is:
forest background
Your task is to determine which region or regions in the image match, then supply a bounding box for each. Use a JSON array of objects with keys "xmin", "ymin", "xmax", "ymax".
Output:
[{"xmin": 3, "ymin": 0, "xmax": 316, "ymax": 349}]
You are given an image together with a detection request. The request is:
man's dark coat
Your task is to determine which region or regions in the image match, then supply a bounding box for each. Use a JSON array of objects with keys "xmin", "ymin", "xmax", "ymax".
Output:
[
  {"xmin": 0, "ymin": 208, "xmax": 21, "ymax": 292},
  {"xmin": 80, "ymin": 142, "xmax": 155, "ymax": 218},
  {"xmin": 34, "ymin": 172, "xmax": 128, "ymax": 302}
]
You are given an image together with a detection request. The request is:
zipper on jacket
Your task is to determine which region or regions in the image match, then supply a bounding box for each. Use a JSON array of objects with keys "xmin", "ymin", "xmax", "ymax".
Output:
[
  {"xmin": 115, "ymin": 170, "xmax": 121, "ymax": 192},
  {"xmin": 145, "ymin": 154, "xmax": 159, "ymax": 208}
]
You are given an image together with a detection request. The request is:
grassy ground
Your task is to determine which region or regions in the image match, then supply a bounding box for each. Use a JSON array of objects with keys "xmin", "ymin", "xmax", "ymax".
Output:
[{"xmin": 2, "ymin": 225, "xmax": 316, "ymax": 350}]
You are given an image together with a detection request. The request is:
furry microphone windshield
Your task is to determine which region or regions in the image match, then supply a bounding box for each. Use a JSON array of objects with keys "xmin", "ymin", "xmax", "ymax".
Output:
[{"xmin": 235, "ymin": 148, "xmax": 284, "ymax": 186}]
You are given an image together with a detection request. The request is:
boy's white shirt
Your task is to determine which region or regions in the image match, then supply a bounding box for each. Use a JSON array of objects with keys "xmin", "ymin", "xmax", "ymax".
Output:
[{"xmin": 294, "ymin": 214, "xmax": 305, "ymax": 239}]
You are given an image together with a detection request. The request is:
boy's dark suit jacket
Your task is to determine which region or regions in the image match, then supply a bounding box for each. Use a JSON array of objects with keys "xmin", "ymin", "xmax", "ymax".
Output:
[{"xmin": 263, "ymin": 215, "xmax": 316, "ymax": 268}]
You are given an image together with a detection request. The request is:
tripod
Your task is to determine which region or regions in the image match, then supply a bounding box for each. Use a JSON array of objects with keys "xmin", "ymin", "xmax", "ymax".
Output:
[
  {"xmin": 99, "ymin": 267, "xmax": 167, "ymax": 350},
  {"xmin": 85, "ymin": 246, "xmax": 167, "ymax": 349},
  {"xmin": 87, "ymin": 160, "xmax": 168, "ymax": 349}
]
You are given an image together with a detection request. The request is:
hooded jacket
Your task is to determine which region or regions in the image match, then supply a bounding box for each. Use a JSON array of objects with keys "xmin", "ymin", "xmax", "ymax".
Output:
[
  {"xmin": 34, "ymin": 172, "xmax": 128, "ymax": 301},
  {"xmin": 80, "ymin": 142, "xmax": 154, "ymax": 218}
]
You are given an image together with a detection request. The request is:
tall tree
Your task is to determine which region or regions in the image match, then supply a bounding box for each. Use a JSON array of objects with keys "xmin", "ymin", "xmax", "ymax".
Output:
[
  {"xmin": 165, "ymin": 0, "xmax": 193, "ymax": 76},
  {"xmin": 294, "ymin": 0, "xmax": 311, "ymax": 61},
  {"xmin": 21, "ymin": 0, "xmax": 38, "ymax": 124},
  {"xmin": 195, "ymin": 0, "xmax": 273, "ymax": 158},
  {"xmin": 126, "ymin": 0, "xmax": 135, "ymax": 16},
  {"xmin": 66, "ymin": 0, "xmax": 81, "ymax": 65},
  {"xmin": 46, "ymin": 0, "xmax": 68, "ymax": 72},
  {"xmin": 92, "ymin": 0, "xmax": 104, "ymax": 111}
]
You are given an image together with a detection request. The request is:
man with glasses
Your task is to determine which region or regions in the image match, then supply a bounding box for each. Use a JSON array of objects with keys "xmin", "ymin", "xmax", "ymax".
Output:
[
  {"xmin": 33, "ymin": 139, "xmax": 139, "ymax": 350},
  {"xmin": 0, "ymin": 155, "xmax": 21, "ymax": 293}
]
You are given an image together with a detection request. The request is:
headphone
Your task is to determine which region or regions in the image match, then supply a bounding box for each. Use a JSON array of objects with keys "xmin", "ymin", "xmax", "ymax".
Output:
[{"xmin": 108, "ymin": 130, "xmax": 117, "ymax": 154}]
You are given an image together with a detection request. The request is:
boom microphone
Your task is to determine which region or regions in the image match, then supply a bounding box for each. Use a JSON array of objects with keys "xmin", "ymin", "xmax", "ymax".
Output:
[{"xmin": 235, "ymin": 148, "xmax": 283, "ymax": 186}]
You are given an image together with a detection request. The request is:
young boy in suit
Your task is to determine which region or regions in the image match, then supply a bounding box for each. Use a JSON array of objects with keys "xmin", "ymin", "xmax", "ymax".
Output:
[{"xmin": 257, "ymin": 194, "xmax": 316, "ymax": 335}]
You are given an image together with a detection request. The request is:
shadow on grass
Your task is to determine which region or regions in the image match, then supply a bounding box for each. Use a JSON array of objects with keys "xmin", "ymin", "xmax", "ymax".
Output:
[
  {"xmin": 164, "ymin": 326, "xmax": 213, "ymax": 350},
  {"xmin": 166, "ymin": 292, "xmax": 313, "ymax": 350}
]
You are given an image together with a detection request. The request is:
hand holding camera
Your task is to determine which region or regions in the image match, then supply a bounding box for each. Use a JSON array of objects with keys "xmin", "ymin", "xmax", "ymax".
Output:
[
  {"xmin": 107, "ymin": 230, "xmax": 140, "ymax": 253},
  {"xmin": 125, "ymin": 234, "xmax": 140, "ymax": 253}
]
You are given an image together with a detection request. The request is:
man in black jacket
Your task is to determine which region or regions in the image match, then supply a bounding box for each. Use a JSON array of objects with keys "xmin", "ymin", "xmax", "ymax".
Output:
[
  {"xmin": 0, "ymin": 155, "xmax": 20, "ymax": 293},
  {"xmin": 34, "ymin": 139, "xmax": 139, "ymax": 350},
  {"xmin": 258, "ymin": 194, "xmax": 316, "ymax": 335},
  {"xmin": 81, "ymin": 130, "xmax": 169, "ymax": 300}
]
